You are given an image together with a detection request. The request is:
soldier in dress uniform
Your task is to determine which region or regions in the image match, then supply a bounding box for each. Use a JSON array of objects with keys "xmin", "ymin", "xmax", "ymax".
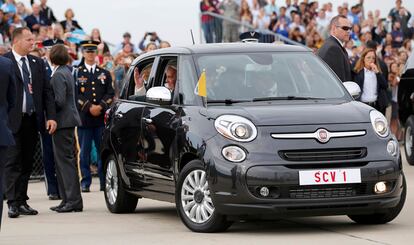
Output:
[
  {"xmin": 40, "ymin": 38, "xmax": 65, "ymax": 200},
  {"xmin": 75, "ymin": 40, "xmax": 114, "ymax": 192}
]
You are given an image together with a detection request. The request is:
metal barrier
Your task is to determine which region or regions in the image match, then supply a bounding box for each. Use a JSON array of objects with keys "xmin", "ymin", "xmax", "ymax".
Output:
[{"xmin": 199, "ymin": 11, "xmax": 304, "ymax": 46}]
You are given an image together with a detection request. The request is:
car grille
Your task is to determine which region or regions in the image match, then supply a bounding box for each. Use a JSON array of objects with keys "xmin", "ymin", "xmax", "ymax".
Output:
[
  {"xmin": 279, "ymin": 148, "xmax": 367, "ymax": 162},
  {"xmin": 289, "ymin": 184, "xmax": 367, "ymax": 199}
]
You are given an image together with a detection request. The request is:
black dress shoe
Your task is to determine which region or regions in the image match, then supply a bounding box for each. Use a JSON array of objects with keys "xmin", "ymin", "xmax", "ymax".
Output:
[
  {"xmin": 48, "ymin": 194, "xmax": 61, "ymax": 200},
  {"xmin": 18, "ymin": 204, "xmax": 38, "ymax": 215},
  {"xmin": 8, "ymin": 206, "xmax": 20, "ymax": 218},
  {"xmin": 81, "ymin": 186, "xmax": 90, "ymax": 193},
  {"xmin": 50, "ymin": 202, "xmax": 65, "ymax": 211},
  {"xmin": 55, "ymin": 204, "xmax": 83, "ymax": 213}
]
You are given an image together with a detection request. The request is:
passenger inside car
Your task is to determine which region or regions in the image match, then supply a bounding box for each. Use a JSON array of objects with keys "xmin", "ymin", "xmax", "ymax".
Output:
[{"xmin": 132, "ymin": 64, "xmax": 177, "ymax": 99}]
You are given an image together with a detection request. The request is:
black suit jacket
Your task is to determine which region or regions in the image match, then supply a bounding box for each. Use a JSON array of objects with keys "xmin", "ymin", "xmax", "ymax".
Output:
[
  {"xmin": 317, "ymin": 36, "xmax": 353, "ymax": 82},
  {"xmin": 60, "ymin": 20, "xmax": 82, "ymax": 32},
  {"xmin": 354, "ymin": 68, "xmax": 389, "ymax": 112},
  {"xmin": 24, "ymin": 14, "xmax": 48, "ymax": 32},
  {"xmin": 3, "ymin": 52, "xmax": 56, "ymax": 134},
  {"xmin": 0, "ymin": 56, "xmax": 16, "ymax": 146}
]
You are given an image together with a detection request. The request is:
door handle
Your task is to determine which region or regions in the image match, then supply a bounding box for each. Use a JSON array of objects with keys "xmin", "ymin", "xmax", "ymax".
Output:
[{"xmin": 142, "ymin": 117, "xmax": 152, "ymax": 124}]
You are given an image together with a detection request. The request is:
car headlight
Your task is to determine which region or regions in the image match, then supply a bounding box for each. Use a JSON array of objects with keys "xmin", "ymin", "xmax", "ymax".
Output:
[
  {"xmin": 214, "ymin": 115, "xmax": 257, "ymax": 142},
  {"xmin": 370, "ymin": 110, "xmax": 389, "ymax": 137}
]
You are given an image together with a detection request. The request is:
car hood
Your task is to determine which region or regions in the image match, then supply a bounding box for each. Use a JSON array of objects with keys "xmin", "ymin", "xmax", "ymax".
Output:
[{"xmin": 201, "ymin": 101, "xmax": 372, "ymax": 126}]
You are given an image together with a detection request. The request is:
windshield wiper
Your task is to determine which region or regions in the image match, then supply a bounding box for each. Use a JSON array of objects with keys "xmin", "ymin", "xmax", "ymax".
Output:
[
  {"xmin": 252, "ymin": 96, "xmax": 326, "ymax": 102},
  {"xmin": 207, "ymin": 99, "xmax": 252, "ymax": 105}
]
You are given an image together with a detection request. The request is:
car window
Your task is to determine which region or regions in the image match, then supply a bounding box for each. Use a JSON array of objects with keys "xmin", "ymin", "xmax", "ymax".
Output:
[
  {"xmin": 195, "ymin": 52, "xmax": 348, "ymax": 101},
  {"xmin": 178, "ymin": 56, "xmax": 198, "ymax": 105},
  {"xmin": 124, "ymin": 58, "xmax": 156, "ymax": 101},
  {"xmin": 153, "ymin": 56, "xmax": 178, "ymax": 89}
]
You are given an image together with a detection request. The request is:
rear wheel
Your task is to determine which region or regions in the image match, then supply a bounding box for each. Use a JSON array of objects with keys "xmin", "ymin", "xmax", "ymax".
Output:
[
  {"xmin": 176, "ymin": 160, "xmax": 232, "ymax": 233},
  {"xmin": 404, "ymin": 116, "xmax": 414, "ymax": 165},
  {"xmin": 104, "ymin": 154, "xmax": 138, "ymax": 213},
  {"xmin": 348, "ymin": 174, "xmax": 407, "ymax": 224}
]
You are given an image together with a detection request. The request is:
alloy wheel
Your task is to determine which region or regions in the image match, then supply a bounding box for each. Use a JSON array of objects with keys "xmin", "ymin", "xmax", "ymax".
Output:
[
  {"xmin": 105, "ymin": 159, "xmax": 118, "ymax": 205},
  {"xmin": 181, "ymin": 169, "xmax": 214, "ymax": 224},
  {"xmin": 405, "ymin": 126, "xmax": 412, "ymax": 157}
]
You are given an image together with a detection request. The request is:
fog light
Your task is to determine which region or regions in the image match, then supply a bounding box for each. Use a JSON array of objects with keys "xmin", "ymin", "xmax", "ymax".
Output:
[
  {"xmin": 222, "ymin": 146, "xmax": 247, "ymax": 162},
  {"xmin": 374, "ymin": 181, "xmax": 387, "ymax": 194},
  {"xmin": 387, "ymin": 140, "xmax": 398, "ymax": 156},
  {"xmin": 260, "ymin": 187, "xmax": 269, "ymax": 197}
]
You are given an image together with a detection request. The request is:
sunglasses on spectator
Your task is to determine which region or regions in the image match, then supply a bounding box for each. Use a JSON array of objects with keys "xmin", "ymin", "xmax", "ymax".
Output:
[
  {"xmin": 337, "ymin": 25, "xmax": 352, "ymax": 31},
  {"xmin": 85, "ymin": 50, "xmax": 96, "ymax": 53}
]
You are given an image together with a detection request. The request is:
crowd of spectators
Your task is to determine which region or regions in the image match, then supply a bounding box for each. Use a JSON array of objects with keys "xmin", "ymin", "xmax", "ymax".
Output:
[
  {"xmin": 201, "ymin": 0, "xmax": 414, "ymax": 139},
  {"xmin": 0, "ymin": 0, "xmax": 171, "ymax": 196},
  {"xmin": 0, "ymin": 0, "xmax": 171, "ymax": 97}
]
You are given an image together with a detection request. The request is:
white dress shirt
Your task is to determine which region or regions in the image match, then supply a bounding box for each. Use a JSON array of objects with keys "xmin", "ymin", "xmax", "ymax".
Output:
[
  {"xmin": 84, "ymin": 63, "xmax": 97, "ymax": 74},
  {"xmin": 360, "ymin": 68, "xmax": 378, "ymax": 103},
  {"xmin": 12, "ymin": 49, "xmax": 32, "ymax": 113}
]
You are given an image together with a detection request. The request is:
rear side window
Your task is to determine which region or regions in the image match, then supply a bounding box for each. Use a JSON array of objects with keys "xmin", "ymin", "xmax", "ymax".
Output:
[{"xmin": 123, "ymin": 58, "xmax": 156, "ymax": 100}]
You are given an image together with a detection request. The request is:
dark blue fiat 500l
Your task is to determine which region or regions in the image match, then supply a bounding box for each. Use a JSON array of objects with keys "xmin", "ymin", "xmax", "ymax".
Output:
[{"xmin": 101, "ymin": 43, "xmax": 406, "ymax": 232}]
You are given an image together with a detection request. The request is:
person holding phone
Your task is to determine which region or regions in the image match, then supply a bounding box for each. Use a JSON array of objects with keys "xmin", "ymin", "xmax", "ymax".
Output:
[{"xmin": 353, "ymin": 48, "xmax": 389, "ymax": 115}]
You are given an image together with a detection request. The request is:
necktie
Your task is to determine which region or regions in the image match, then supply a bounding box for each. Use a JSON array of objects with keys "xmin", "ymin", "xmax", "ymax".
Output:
[{"xmin": 21, "ymin": 57, "xmax": 35, "ymax": 115}]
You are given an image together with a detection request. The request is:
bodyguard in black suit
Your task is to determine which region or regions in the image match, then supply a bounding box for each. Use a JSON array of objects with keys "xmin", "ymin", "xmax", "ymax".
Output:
[
  {"xmin": 317, "ymin": 15, "xmax": 353, "ymax": 82},
  {"xmin": 0, "ymin": 56, "xmax": 16, "ymax": 229},
  {"xmin": 3, "ymin": 27, "xmax": 57, "ymax": 218},
  {"xmin": 48, "ymin": 44, "xmax": 83, "ymax": 213}
]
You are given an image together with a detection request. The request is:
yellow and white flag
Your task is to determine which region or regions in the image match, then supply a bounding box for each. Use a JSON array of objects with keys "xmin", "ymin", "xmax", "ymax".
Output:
[{"xmin": 197, "ymin": 70, "xmax": 207, "ymax": 97}]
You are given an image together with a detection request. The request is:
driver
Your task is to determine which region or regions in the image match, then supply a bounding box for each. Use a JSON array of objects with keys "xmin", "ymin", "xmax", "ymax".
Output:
[{"xmin": 252, "ymin": 71, "xmax": 277, "ymax": 98}]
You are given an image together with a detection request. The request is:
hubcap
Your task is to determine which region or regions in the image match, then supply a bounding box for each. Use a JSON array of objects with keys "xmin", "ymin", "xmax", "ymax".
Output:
[
  {"xmin": 405, "ymin": 126, "xmax": 412, "ymax": 157},
  {"xmin": 181, "ymin": 169, "xmax": 214, "ymax": 224},
  {"xmin": 105, "ymin": 160, "xmax": 118, "ymax": 205}
]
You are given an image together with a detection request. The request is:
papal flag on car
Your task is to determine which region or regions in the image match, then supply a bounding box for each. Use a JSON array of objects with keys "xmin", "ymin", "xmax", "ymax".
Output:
[{"xmin": 197, "ymin": 70, "xmax": 207, "ymax": 97}]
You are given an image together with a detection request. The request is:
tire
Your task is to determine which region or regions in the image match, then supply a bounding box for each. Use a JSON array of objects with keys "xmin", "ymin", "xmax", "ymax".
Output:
[
  {"xmin": 404, "ymin": 116, "xmax": 414, "ymax": 165},
  {"xmin": 104, "ymin": 154, "xmax": 138, "ymax": 213},
  {"xmin": 176, "ymin": 160, "xmax": 232, "ymax": 233},
  {"xmin": 348, "ymin": 174, "xmax": 407, "ymax": 224}
]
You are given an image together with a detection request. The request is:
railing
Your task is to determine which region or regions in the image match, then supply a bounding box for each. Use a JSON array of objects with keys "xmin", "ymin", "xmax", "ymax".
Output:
[{"xmin": 199, "ymin": 11, "xmax": 305, "ymax": 46}]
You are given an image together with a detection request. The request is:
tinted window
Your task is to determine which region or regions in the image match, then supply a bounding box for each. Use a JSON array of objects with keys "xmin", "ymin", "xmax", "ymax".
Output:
[{"xmin": 195, "ymin": 52, "xmax": 348, "ymax": 101}]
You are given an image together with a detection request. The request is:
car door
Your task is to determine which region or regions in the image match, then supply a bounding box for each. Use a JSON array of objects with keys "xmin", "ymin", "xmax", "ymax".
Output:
[
  {"xmin": 110, "ymin": 57, "xmax": 158, "ymax": 190},
  {"xmin": 141, "ymin": 56, "xmax": 181, "ymax": 195}
]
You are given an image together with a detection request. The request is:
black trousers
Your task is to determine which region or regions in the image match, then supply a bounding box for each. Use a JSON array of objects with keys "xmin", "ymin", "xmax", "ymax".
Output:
[
  {"xmin": 0, "ymin": 146, "xmax": 7, "ymax": 229},
  {"xmin": 4, "ymin": 114, "xmax": 38, "ymax": 206},
  {"xmin": 52, "ymin": 128, "xmax": 82, "ymax": 207}
]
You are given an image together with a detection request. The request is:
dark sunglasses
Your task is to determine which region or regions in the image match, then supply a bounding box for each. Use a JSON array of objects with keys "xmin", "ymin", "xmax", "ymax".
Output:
[
  {"xmin": 337, "ymin": 25, "xmax": 352, "ymax": 31},
  {"xmin": 85, "ymin": 50, "xmax": 96, "ymax": 53}
]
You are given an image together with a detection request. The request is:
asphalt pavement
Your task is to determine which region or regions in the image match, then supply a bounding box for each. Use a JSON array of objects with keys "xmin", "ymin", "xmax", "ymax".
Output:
[{"xmin": 1, "ymin": 155, "xmax": 413, "ymax": 245}]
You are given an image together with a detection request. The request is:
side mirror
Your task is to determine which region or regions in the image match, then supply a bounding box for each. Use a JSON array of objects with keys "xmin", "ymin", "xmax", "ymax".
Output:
[
  {"xmin": 146, "ymin": 86, "xmax": 172, "ymax": 105},
  {"xmin": 343, "ymin": 81, "xmax": 361, "ymax": 99}
]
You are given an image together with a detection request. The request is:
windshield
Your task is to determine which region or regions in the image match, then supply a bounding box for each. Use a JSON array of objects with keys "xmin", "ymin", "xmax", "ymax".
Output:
[{"xmin": 195, "ymin": 52, "xmax": 349, "ymax": 102}]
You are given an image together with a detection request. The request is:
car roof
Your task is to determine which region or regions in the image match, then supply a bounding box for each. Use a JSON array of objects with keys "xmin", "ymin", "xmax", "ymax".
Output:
[{"xmin": 133, "ymin": 43, "xmax": 311, "ymax": 65}]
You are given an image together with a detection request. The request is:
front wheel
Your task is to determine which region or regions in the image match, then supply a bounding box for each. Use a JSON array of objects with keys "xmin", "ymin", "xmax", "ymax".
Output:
[
  {"xmin": 176, "ymin": 160, "xmax": 232, "ymax": 233},
  {"xmin": 404, "ymin": 116, "xmax": 414, "ymax": 165},
  {"xmin": 104, "ymin": 154, "xmax": 138, "ymax": 213},
  {"xmin": 348, "ymin": 174, "xmax": 407, "ymax": 224}
]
